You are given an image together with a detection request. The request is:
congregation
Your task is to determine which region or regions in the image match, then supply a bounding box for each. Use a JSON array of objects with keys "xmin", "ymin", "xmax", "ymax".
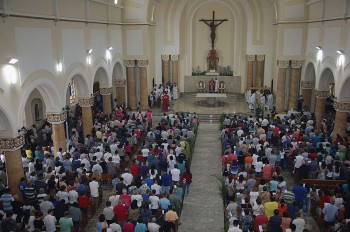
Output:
[
  {"xmin": 0, "ymin": 93, "xmax": 196, "ymax": 232},
  {"xmin": 220, "ymin": 112, "xmax": 350, "ymax": 232}
]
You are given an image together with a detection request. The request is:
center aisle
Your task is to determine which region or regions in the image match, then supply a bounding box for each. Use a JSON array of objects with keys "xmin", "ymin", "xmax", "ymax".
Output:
[{"xmin": 179, "ymin": 122, "xmax": 224, "ymax": 232}]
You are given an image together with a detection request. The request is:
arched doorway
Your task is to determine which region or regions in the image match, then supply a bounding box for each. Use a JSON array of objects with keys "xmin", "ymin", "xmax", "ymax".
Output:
[
  {"xmin": 302, "ymin": 62, "xmax": 316, "ymax": 112},
  {"xmin": 112, "ymin": 62, "xmax": 126, "ymax": 107},
  {"xmin": 93, "ymin": 67, "xmax": 110, "ymax": 112}
]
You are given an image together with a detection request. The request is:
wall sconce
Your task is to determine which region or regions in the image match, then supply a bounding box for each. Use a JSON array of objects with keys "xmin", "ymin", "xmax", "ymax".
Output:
[
  {"xmin": 317, "ymin": 49, "xmax": 323, "ymax": 61},
  {"xmin": 8, "ymin": 58, "xmax": 19, "ymax": 64},
  {"xmin": 337, "ymin": 50, "xmax": 343, "ymax": 55},
  {"xmin": 337, "ymin": 50, "xmax": 345, "ymax": 67},
  {"xmin": 56, "ymin": 62, "xmax": 63, "ymax": 72},
  {"xmin": 316, "ymin": 46, "xmax": 322, "ymax": 50},
  {"xmin": 4, "ymin": 65, "xmax": 17, "ymax": 84},
  {"xmin": 114, "ymin": 0, "xmax": 118, "ymax": 4},
  {"xmin": 86, "ymin": 55, "xmax": 92, "ymax": 65},
  {"xmin": 108, "ymin": 46, "xmax": 113, "ymax": 51},
  {"xmin": 87, "ymin": 49, "xmax": 92, "ymax": 54},
  {"xmin": 106, "ymin": 50, "xmax": 111, "ymax": 60}
]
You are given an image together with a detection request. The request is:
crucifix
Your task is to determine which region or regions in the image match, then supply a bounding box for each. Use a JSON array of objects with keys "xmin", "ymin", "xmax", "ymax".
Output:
[{"xmin": 199, "ymin": 11, "xmax": 228, "ymax": 50}]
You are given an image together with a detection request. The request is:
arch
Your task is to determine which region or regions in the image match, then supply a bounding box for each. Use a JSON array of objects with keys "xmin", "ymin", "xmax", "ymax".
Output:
[
  {"xmin": 64, "ymin": 65, "xmax": 92, "ymax": 99},
  {"xmin": 112, "ymin": 62, "xmax": 124, "ymax": 81},
  {"xmin": 92, "ymin": 58, "xmax": 111, "ymax": 88},
  {"xmin": 303, "ymin": 62, "xmax": 316, "ymax": 83},
  {"xmin": 18, "ymin": 78, "xmax": 63, "ymax": 129},
  {"xmin": 0, "ymin": 103, "xmax": 16, "ymax": 138},
  {"xmin": 317, "ymin": 68, "xmax": 335, "ymax": 91},
  {"xmin": 338, "ymin": 75, "xmax": 350, "ymax": 102}
]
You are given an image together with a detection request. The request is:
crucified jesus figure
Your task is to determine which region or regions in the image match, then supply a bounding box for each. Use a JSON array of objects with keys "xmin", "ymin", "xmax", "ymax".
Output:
[{"xmin": 200, "ymin": 11, "xmax": 228, "ymax": 50}]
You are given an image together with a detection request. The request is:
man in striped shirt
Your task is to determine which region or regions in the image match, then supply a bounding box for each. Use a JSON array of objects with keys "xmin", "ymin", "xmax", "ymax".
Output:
[{"xmin": 0, "ymin": 188, "xmax": 14, "ymax": 212}]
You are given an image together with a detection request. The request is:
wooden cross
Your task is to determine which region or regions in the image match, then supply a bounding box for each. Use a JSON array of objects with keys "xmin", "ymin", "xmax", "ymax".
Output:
[{"xmin": 199, "ymin": 11, "xmax": 228, "ymax": 50}]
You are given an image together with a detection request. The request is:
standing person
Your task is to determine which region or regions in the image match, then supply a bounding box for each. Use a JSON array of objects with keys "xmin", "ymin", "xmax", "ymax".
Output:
[
  {"xmin": 269, "ymin": 209, "xmax": 282, "ymax": 232},
  {"xmin": 69, "ymin": 202, "xmax": 82, "ymax": 231},
  {"xmin": 322, "ymin": 198, "xmax": 338, "ymax": 232},
  {"xmin": 0, "ymin": 188, "xmax": 14, "ymax": 213},
  {"xmin": 163, "ymin": 205, "xmax": 179, "ymax": 231},
  {"xmin": 182, "ymin": 167, "xmax": 192, "ymax": 197},
  {"xmin": 59, "ymin": 211, "xmax": 73, "ymax": 232},
  {"xmin": 297, "ymin": 95, "xmax": 304, "ymax": 112},
  {"xmin": 291, "ymin": 212, "xmax": 305, "ymax": 232},
  {"xmin": 44, "ymin": 209, "xmax": 57, "ymax": 232},
  {"xmin": 89, "ymin": 177, "xmax": 99, "ymax": 208},
  {"xmin": 215, "ymin": 78, "xmax": 219, "ymax": 93}
]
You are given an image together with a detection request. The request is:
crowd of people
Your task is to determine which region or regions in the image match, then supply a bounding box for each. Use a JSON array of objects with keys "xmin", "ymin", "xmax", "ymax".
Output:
[
  {"xmin": 0, "ymin": 89, "xmax": 197, "ymax": 232},
  {"xmin": 220, "ymin": 112, "xmax": 350, "ymax": 232}
]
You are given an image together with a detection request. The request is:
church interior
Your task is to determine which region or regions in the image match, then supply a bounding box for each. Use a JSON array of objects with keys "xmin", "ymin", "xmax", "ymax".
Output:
[{"xmin": 0, "ymin": 0, "xmax": 350, "ymax": 231}]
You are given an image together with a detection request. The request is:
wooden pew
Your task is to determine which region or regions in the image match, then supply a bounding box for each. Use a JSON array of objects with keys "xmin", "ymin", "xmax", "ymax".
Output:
[{"xmin": 301, "ymin": 179, "xmax": 347, "ymax": 188}]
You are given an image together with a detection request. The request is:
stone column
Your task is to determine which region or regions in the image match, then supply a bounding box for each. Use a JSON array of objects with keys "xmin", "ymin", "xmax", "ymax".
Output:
[
  {"xmin": 171, "ymin": 55, "xmax": 179, "ymax": 86},
  {"xmin": 276, "ymin": 60, "xmax": 289, "ymax": 113},
  {"xmin": 246, "ymin": 55, "xmax": 255, "ymax": 90},
  {"xmin": 78, "ymin": 97, "xmax": 94, "ymax": 138},
  {"xmin": 100, "ymin": 87, "xmax": 113, "ymax": 115},
  {"xmin": 314, "ymin": 90, "xmax": 328, "ymax": 129},
  {"xmin": 47, "ymin": 112, "xmax": 67, "ymax": 155},
  {"xmin": 332, "ymin": 102, "xmax": 350, "ymax": 141},
  {"xmin": 0, "ymin": 135, "xmax": 25, "ymax": 197},
  {"xmin": 301, "ymin": 81, "xmax": 314, "ymax": 111},
  {"xmin": 138, "ymin": 60, "xmax": 149, "ymax": 111},
  {"xmin": 288, "ymin": 60, "xmax": 303, "ymax": 110},
  {"xmin": 114, "ymin": 79, "xmax": 126, "ymax": 105},
  {"xmin": 124, "ymin": 60, "xmax": 137, "ymax": 110},
  {"xmin": 256, "ymin": 55, "xmax": 265, "ymax": 87},
  {"xmin": 162, "ymin": 55, "xmax": 170, "ymax": 86}
]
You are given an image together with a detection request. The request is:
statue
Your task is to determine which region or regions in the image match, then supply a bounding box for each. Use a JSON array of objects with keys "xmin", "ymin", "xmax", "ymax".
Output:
[
  {"xmin": 200, "ymin": 11, "xmax": 228, "ymax": 50},
  {"xmin": 209, "ymin": 78, "xmax": 215, "ymax": 93}
]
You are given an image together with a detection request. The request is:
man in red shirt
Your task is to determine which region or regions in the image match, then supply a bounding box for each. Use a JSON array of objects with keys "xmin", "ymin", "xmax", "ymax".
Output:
[
  {"xmin": 113, "ymin": 200, "xmax": 128, "ymax": 226},
  {"xmin": 123, "ymin": 218, "xmax": 135, "ymax": 232},
  {"xmin": 254, "ymin": 208, "xmax": 269, "ymax": 231},
  {"xmin": 130, "ymin": 160, "xmax": 139, "ymax": 177}
]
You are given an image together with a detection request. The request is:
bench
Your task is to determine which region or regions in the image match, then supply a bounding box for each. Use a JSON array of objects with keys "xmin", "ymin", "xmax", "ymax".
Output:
[{"xmin": 301, "ymin": 179, "xmax": 347, "ymax": 188}]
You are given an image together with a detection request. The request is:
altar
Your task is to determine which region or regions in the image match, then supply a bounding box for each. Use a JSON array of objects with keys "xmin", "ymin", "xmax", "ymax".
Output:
[
  {"xmin": 184, "ymin": 75, "xmax": 241, "ymax": 93},
  {"xmin": 196, "ymin": 93, "xmax": 227, "ymax": 106}
]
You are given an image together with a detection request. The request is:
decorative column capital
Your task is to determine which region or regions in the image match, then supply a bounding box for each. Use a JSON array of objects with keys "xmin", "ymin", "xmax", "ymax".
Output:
[
  {"xmin": 315, "ymin": 90, "xmax": 329, "ymax": 99},
  {"xmin": 301, "ymin": 81, "xmax": 314, "ymax": 89},
  {"xmin": 170, "ymin": 55, "xmax": 179, "ymax": 61},
  {"xmin": 99, "ymin": 87, "xmax": 112, "ymax": 95},
  {"xmin": 291, "ymin": 60, "xmax": 303, "ymax": 68},
  {"xmin": 47, "ymin": 112, "xmax": 67, "ymax": 124},
  {"xmin": 138, "ymin": 60, "xmax": 149, "ymax": 67},
  {"xmin": 124, "ymin": 60, "xmax": 135, "ymax": 68},
  {"xmin": 256, "ymin": 55, "xmax": 265, "ymax": 62},
  {"xmin": 333, "ymin": 101, "xmax": 350, "ymax": 112},
  {"xmin": 0, "ymin": 134, "xmax": 25, "ymax": 151},
  {"xmin": 247, "ymin": 55, "xmax": 256, "ymax": 62},
  {"xmin": 78, "ymin": 97, "xmax": 94, "ymax": 107},
  {"xmin": 114, "ymin": 79, "xmax": 126, "ymax": 87},
  {"xmin": 161, "ymin": 55, "xmax": 170, "ymax": 61},
  {"xmin": 277, "ymin": 60, "xmax": 289, "ymax": 68}
]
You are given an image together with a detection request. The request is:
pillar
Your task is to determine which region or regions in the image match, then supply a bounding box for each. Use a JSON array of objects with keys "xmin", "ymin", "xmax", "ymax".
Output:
[
  {"xmin": 115, "ymin": 79, "xmax": 126, "ymax": 105},
  {"xmin": 276, "ymin": 60, "xmax": 289, "ymax": 113},
  {"xmin": 100, "ymin": 87, "xmax": 113, "ymax": 115},
  {"xmin": 301, "ymin": 81, "xmax": 314, "ymax": 111},
  {"xmin": 138, "ymin": 60, "xmax": 149, "ymax": 111},
  {"xmin": 171, "ymin": 55, "xmax": 179, "ymax": 86},
  {"xmin": 314, "ymin": 90, "xmax": 328, "ymax": 129},
  {"xmin": 256, "ymin": 55, "xmax": 265, "ymax": 87},
  {"xmin": 288, "ymin": 60, "xmax": 303, "ymax": 110},
  {"xmin": 78, "ymin": 97, "xmax": 94, "ymax": 138},
  {"xmin": 332, "ymin": 102, "xmax": 350, "ymax": 141},
  {"xmin": 47, "ymin": 112, "xmax": 67, "ymax": 155},
  {"xmin": 124, "ymin": 60, "xmax": 137, "ymax": 110},
  {"xmin": 0, "ymin": 135, "xmax": 25, "ymax": 197},
  {"xmin": 246, "ymin": 55, "xmax": 255, "ymax": 90},
  {"xmin": 162, "ymin": 55, "xmax": 170, "ymax": 86}
]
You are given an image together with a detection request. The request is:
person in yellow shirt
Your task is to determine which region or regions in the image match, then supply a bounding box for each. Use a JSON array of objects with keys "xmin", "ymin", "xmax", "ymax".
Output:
[
  {"xmin": 25, "ymin": 146, "xmax": 33, "ymax": 159},
  {"xmin": 264, "ymin": 195, "xmax": 278, "ymax": 218}
]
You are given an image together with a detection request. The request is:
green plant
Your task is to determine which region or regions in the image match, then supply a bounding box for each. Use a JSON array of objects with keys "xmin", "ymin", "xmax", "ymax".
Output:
[
  {"xmin": 219, "ymin": 113, "xmax": 226, "ymax": 131},
  {"xmin": 212, "ymin": 174, "xmax": 228, "ymax": 201}
]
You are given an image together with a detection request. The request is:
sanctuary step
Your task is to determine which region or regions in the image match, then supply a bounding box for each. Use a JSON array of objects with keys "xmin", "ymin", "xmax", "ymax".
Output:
[{"xmin": 197, "ymin": 113, "xmax": 222, "ymax": 122}]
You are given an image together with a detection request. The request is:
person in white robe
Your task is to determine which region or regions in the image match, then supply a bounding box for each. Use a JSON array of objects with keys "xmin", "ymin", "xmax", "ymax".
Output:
[
  {"xmin": 267, "ymin": 93, "xmax": 273, "ymax": 111},
  {"xmin": 246, "ymin": 90, "xmax": 251, "ymax": 103},
  {"xmin": 249, "ymin": 92, "xmax": 256, "ymax": 110},
  {"xmin": 173, "ymin": 83, "xmax": 179, "ymax": 100},
  {"xmin": 214, "ymin": 78, "xmax": 219, "ymax": 93},
  {"xmin": 260, "ymin": 93, "xmax": 266, "ymax": 109}
]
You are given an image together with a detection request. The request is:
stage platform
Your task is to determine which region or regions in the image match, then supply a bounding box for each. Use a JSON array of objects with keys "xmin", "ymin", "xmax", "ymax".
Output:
[{"xmin": 184, "ymin": 75, "xmax": 241, "ymax": 93}]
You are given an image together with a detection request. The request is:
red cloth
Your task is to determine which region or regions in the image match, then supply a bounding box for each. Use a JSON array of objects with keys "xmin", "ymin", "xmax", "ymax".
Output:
[
  {"xmin": 319, "ymin": 195, "xmax": 331, "ymax": 209},
  {"xmin": 130, "ymin": 163, "xmax": 139, "ymax": 177},
  {"xmin": 136, "ymin": 155, "xmax": 144, "ymax": 164},
  {"xmin": 113, "ymin": 203, "xmax": 128, "ymax": 221},
  {"xmin": 254, "ymin": 214, "xmax": 268, "ymax": 232},
  {"xmin": 272, "ymin": 127, "xmax": 280, "ymax": 137},
  {"xmin": 119, "ymin": 194, "xmax": 131, "ymax": 208},
  {"xmin": 182, "ymin": 172, "xmax": 192, "ymax": 184},
  {"xmin": 78, "ymin": 196, "xmax": 89, "ymax": 209},
  {"xmin": 123, "ymin": 223, "xmax": 135, "ymax": 232},
  {"xmin": 262, "ymin": 164, "xmax": 272, "ymax": 179}
]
